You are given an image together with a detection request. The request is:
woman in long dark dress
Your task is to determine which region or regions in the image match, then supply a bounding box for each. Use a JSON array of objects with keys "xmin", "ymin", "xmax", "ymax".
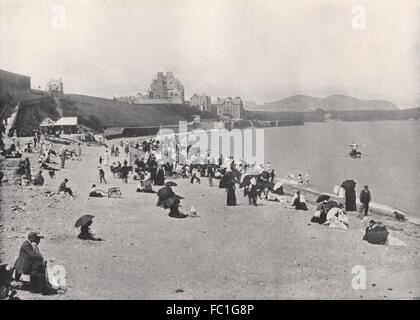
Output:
[
  {"xmin": 223, "ymin": 169, "xmax": 238, "ymax": 206},
  {"xmin": 154, "ymin": 165, "xmax": 165, "ymax": 186},
  {"xmin": 342, "ymin": 180, "xmax": 357, "ymax": 211},
  {"xmin": 227, "ymin": 183, "xmax": 236, "ymax": 206}
]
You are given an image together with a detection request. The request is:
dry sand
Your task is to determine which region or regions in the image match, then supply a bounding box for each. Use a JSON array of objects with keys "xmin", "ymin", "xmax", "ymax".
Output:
[{"xmin": 0, "ymin": 138, "xmax": 419, "ymax": 300}]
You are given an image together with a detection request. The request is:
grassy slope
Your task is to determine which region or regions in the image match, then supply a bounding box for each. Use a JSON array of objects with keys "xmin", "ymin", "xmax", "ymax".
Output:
[
  {"xmin": 14, "ymin": 93, "xmax": 199, "ymax": 135},
  {"xmin": 65, "ymin": 94, "xmax": 193, "ymax": 128}
]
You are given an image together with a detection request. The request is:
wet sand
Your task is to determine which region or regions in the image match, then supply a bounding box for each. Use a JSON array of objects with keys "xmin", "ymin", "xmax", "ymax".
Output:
[{"xmin": 0, "ymin": 139, "xmax": 419, "ymax": 299}]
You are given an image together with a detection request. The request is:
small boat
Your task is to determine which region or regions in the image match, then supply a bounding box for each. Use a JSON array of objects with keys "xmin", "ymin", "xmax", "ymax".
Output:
[{"xmin": 349, "ymin": 150, "xmax": 362, "ymax": 158}]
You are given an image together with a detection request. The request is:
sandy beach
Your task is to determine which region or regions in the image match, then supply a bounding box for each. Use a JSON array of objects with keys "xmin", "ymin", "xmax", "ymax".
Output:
[{"xmin": 1, "ymin": 139, "xmax": 419, "ymax": 300}]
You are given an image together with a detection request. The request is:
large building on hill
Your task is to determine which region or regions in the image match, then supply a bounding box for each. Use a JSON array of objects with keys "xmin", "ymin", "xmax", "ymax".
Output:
[
  {"xmin": 190, "ymin": 94, "xmax": 211, "ymax": 112},
  {"xmin": 0, "ymin": 69, "xmax": 31, "ymax": 97},
  {"xmin": 149, "ymin": 72, "xmax": 184, "ymax": 104},
  {"xmin": 46, "ymin": 78, "xmax": 63, "ymax": 94},
  {"xmin": 216, "ymin": 97, "xmax": 243, "ymax": 120}
]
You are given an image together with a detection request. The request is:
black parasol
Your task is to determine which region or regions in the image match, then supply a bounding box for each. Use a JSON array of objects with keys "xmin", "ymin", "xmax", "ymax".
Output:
[
  {"xmin": 165, "ymin": 181, "xmax": 178, "ymax": 187},
  {"xmin": 75, "ymin": 215, "xmax": 94, "ymax": 228},
  {"xmin": 316, "ymin": 194, "xmax": 331, "ymax": 203}
]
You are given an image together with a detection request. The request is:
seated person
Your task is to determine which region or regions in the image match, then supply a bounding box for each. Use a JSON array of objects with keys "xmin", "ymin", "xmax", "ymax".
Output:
[
  {"xmin": 9, "ymin": 143, "xmax": 16, "ymax": 153},
  {"xmin": 78, "ymin": 222, "xmax": 102, "ymax": 241},
  {"xmin": 24, "ymin": 143, "xmax": 33, "ymax": 153},
  {"xmin": 89, "ymin": 184, "xmax": 106, "ymax": 197},
  {"xmin": 190, "ymin": 171, "xmax": 201, "ymax": 184},
  {"xmin": 292, "ymin": 190, "xmax": 308, "ymax": 211},
  {"xmin": 136, "ymin": 180, "xmax": 145, "ymax": 192},
  {"xmin": 33, "ymin": 170, "xmax": 44, "ymax": 186},
  {"xmin": 58, "ymin": 178, "xmax": 73, "ymax": 196},
  {"xmin": 13, "ymin": 232, "xmax": 56, "ymax": 295},
  {"xmin": 138, "ymin": 179, "xmax": 155, "ymax": 193}
]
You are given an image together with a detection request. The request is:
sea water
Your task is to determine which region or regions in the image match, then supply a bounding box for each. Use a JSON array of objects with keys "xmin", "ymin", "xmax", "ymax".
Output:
[{"xmin": 264, "ymin": 120, "xmax": 420, "ymax": 217}]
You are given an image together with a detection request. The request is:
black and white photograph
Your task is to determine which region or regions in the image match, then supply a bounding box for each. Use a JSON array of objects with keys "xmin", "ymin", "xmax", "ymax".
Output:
[{"xmin": 0, "ymin": 0, "xmax": 419, "ymax": 304}]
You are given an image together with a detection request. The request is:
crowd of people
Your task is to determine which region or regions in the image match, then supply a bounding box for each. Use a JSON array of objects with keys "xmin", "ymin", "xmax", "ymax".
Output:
[{"xmin": 1, "ymin": 130, "xmax": 393, "ymax": 300}]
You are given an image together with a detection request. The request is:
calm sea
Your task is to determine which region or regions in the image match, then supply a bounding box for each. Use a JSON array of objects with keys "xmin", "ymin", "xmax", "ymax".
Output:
[{"xmin": 264, "ymin": 120, "xmax": 420, "ymax": 217}]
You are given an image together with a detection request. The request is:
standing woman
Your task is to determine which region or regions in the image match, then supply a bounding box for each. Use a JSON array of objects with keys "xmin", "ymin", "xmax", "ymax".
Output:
[
  {"xmin": 208, "ymin": 165, "xmax": 214, "ymax": 187},
  {"xmin": 154, "ymin": 163, "xmax": 166, "ymax": 186},
  {"xmin": 104, "ymin": 149, "xmax": 109, "ymax": 166},
  {"xmin": 226, "ymin": 170, "xmax": 238, "ymax": 206}
]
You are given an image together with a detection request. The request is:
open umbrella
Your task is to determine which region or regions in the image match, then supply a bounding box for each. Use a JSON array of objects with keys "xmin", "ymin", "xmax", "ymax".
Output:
[
  {"xmin": 260, "ymin": 171, "xmax": 270, "ymax": 180},
  {"xmin": 157, "ymin": 186, "xmax": 175, "ymax": 201},
  {"xmin": 316, "ymin": 194, "xmax": 331, "ymax": 203},
  {"xmin": 75, "ymin": 215, "xmax": 94, "ymax": 228},
  {"xmin": 165, "ymin": 181, "xmax": 178, "ymax": 187}
]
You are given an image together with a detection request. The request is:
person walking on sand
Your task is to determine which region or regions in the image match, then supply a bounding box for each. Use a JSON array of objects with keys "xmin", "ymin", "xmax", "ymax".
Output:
[
  {"xmin": 208, "ymin": 165, "xmax": 214, "ymax": 186},
  {"xmin": 99, "ymin": 167, "xmax": 107, "ymax": 183},
  {"xmin": 104, "ymin": 149, "xmax": 109, "ymax": 166},
  {"xmin": 60, "ymin": 150, "xmax": 66, "ymax": 169},
  {"xmin": 124, "ymin": 143, "xmax": 130, "ymax": 158},
  {"xmin": 99, "ymin": 155, "xmax": 103, "ymax": 166},
  {"xmin": 359, "ymin": 185, "xmax": 371, "ymax": 217},
  {"xmin": 78, "ymin": 143, "xmax": 82, "ymax": 157},
  {"xmin": 120, "ymin": 163, "xmax": 129, "ymax": 183}
]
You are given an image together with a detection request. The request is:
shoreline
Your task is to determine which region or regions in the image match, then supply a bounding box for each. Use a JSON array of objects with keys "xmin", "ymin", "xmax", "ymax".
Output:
[
  {"xmin": 106, "ymin": 132, "xmax": 419, "ymax": 225},
  {"xmin": 0, "ymin": 138, "xmax": 419, "ymax": 299},
  {"xmin": 282, "ymin": 182, "xmax": 420, "ymax": 226}
]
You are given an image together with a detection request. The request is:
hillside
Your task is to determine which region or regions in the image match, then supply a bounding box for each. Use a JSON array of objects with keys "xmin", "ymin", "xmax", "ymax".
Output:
[
  {"xmin": 65, "ymin": 94, "xmax": 195, "ymax": 127},
  {"xmin": 249, "ymin": 94, "xmax": 398, "ymax": 112},
  {"xmin": 13, "ymin": 93, "xmax": 199, "ymax": 136}
]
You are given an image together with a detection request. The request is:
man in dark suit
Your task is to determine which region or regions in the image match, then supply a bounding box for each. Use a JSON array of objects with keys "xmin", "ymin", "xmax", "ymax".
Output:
[
  {"xmin": 59, "ymin": 178, "xmax": 73, "ymax": 196},
  {"xmin": 359, "ymin": 185, "xmax": 371, "ymax": 216},
  {"xmin": 13, "ymin": 232, "xmax": 49, "ymax": 293}
]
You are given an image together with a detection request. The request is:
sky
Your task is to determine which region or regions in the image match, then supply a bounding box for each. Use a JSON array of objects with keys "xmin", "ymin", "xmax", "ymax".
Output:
[{"xmin": 0, "ymin": 0, "xmax": 418, "ymax": 108}]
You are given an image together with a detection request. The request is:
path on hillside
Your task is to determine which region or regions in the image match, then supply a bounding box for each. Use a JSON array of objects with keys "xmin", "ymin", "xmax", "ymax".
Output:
[{"xmin": 54, "ymin": 98, "xmax": 63, "ymax": 117}]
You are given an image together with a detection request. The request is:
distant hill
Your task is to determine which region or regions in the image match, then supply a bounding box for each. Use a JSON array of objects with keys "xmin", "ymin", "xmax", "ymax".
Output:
[
  {"xmin": 248, "ymin": 94, "xmax": 398, "ymax": 112},
  {"xmin": 243, "ymin": 100, "xmax": 259, "ymax": 110}
]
